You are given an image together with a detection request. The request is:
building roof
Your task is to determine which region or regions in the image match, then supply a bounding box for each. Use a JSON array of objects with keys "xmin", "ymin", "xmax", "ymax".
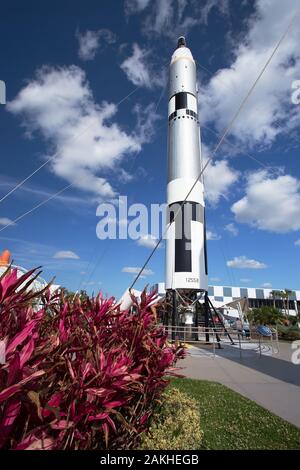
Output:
[{"xmin": 208, "ymin": 285, "xmax": 300, "ymax": 302}]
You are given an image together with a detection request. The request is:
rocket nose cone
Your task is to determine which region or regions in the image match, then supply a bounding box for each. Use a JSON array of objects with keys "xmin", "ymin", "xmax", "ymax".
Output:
[
  {"xmin": 170, "ymin": 37, "xmax": 194, "ymax": 64},
  {"xmin": 177, "ymin": 36, "xmax": 186, "ymax": 48}
]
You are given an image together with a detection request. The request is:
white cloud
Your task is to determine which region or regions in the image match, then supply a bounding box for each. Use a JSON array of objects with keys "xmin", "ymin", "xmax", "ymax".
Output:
[
  {"xmin": 140, "ymin": 0, "xmax": 229, "ymax": 39},
  {"xmin": 210, "ymin": 277, "xmax": 221, "ymax": 282},
  {"xmin": 77, "ymin": 30, "xmax": 99, "ymax": 61},
  {"xmin": 227, "ymin": 256, "xmax": 267, "ymax": 269},
  {"xmin": 0, "ymin": 236, "xmax": 88, "ymax": 273},
  {"xmin": 203, "ymin": 156, "xmax": 239, "ymax": 205},
  {"xmin": 206, "ymin": 230, "xmax": 220, "ymax": 240},
  {"xmin": 231, "ymin": 170, "xmax": 300, "ymax": 233},
  {"xmin": 118, "ymin": 168, "xmax": 134, "ymax": 183},
  {"xmin": 133, "ymin": 102, "xmax": 161, "ymax": 142},
  {"xmin": 240, "ymin": 278, "xmax": 252, "ymax": 283},
  {"xmin": 53, "ymin": 250, "xmax": 80, "ymax": 260},
  {"xmin": 0, "ymin": 176, "xmax": 94, "ymax": 212},
  {"xmin": 122, "ymin": 266, "xmax": 154, "ymax": 276},
  {"xmin": 120, "ymin": 43, "xmax": 163, "ymax": 89},
  {"xmin": 144, "ymin": 0, "xmax": 173, "ymax": 37},
  {"xmin": 200, "ymin": 0, "xmax": 229, "ymax": 24},
  {"xmin": 8, "ymin": 66, "xmax": 143, "ymax": 198},
  {"xmin": 77, "ymin": 29, "xmax": 116, "ymax": 61},
  {"xmin": 0, "ymin": 217, "xmax": 16, "ymax": 227},
  {"xmin": 200, "ymin": 0, "xmax": 300, "ymax": 146},
  {"xmin": 82, "ymin": 280, "xmax": 102, "ymax": 286},
  {"xmin": 224, "ymin": 223, "xmax": 239, "ymax": 236},
  {"xmin": 262, "ymin": 282, "xmax": 272, "ymax": 288},
  {"xmin": 125, "ymin": 0, "xmax": 151, "ymax": 14},
  {"xmin": 295, "ymin": 239, "xmax": 300, "ymax": 246},
  {"xmin": 120, "ymin": 44, "xmax": 150, "ymax": 88},
  {"xmin": 136, "ymin": 234, "xmax": 160, "ymax": 249}
]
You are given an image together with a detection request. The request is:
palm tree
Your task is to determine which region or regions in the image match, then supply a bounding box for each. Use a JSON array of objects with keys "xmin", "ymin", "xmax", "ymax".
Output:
[
  {"xmin": 278, "ymin": 290, "xmax": 287, "ymax": 316},
  {"xmin": 276, "ymin": 290, "xmax": 292, "ymax": 317},
  {"xmin": 270, "ymin": 290, "xmax": 282, "ymax": 309},
  {"xmin": 270, "ymin": 290, "xmax": 276, "ymax": 308},
  {"xmin": 252, "ymin": 306, "xmax": 284, "ymax": 326},
  {"xmin": 284, "ymin": 289, "xmax": 292, "ymax": 316}
]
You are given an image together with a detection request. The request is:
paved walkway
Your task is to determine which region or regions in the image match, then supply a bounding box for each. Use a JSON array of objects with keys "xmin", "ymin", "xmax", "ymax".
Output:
[{"xmin": 180, "ymin": 340, "xmax": 300, "ymax": 428}]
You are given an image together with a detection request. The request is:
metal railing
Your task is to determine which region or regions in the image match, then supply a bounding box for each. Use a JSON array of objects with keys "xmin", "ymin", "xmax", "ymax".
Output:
[{"xmin": 163, "ymin": 324, "xmax": 280, "ymax": 358}]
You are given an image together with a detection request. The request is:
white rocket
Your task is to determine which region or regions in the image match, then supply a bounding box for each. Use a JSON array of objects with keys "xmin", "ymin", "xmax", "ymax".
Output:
[{"xmin": 165, "ymin": 37, "xmax": 208, "ymax": 292}]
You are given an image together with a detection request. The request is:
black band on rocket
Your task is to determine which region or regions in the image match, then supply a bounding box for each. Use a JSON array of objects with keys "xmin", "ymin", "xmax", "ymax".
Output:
[
  {"xmin": 168, "ymin": 201, "xmax": 203, "ymax": 273},
  {"xmin": 169, "ymin": 90, "xmax": 197, "ymax": 101},
  {"xmin": 168, "ymin": 109, "xmax": 198, "ymax": 121},
  {"xmin": 175, "ymin": 92, "xmax": 188, "ymax": 110}
]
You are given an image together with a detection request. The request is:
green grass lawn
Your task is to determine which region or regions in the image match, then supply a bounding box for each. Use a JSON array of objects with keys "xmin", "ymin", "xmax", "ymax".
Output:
[{"xmin": 170, "ymin": 378, "xmax": 300, "ymax": 450}]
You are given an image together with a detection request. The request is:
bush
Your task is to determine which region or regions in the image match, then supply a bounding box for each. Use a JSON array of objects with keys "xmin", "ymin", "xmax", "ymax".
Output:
[
  {"xmin": 249, "ymin": 306, "xmax": 284, "ymax": 326},
  {"xmin": 139, "ymin": 387, "xmax": 203, "ymax": 450},
  {"xmin": 277, "ymin": 324, "xmax": 300, "ymax": 341},
  {"xmin": 0, "ymin": 267, "xmax": 185, "ymax": 450}
]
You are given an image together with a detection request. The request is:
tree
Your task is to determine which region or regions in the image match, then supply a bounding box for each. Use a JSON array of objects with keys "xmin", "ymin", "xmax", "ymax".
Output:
[
  {"xmin": 270, "ymin": 290, "xmax": 292, "ymax": 316},
  {"xmin": 270, "ymin": 290, "xmax": 282, "ymax": 308},
  {"xmin": 284, "ymin": 289, "xmax": 292, "ymax": 316},
  {"xmin": 250, "ymin": 306, "xmax": 284, "ymax": 326},
  {"xmin": 60, "ymin": 288, "xmax": 89, "ymax": 303}
]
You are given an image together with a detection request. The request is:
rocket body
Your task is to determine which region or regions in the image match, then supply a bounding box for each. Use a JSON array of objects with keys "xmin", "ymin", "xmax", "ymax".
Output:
[{"xmin": 165, "ymin": 38, "xmax": 208, "ymax": 292}]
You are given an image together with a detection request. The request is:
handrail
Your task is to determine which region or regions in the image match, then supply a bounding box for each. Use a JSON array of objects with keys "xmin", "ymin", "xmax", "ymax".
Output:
[{"xmin": 163, "ymin": 324, "xmax": 280, "ymax": 357}]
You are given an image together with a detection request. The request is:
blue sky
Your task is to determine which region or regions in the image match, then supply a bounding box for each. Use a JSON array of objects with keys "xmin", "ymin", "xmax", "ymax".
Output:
[{"xmin": 0, "ymin": 0, "xmax": 300, "ymax": 298}]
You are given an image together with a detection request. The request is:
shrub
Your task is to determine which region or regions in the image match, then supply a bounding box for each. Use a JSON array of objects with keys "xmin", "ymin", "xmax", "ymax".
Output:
[
  {"xmin": 139, "ymin": 387, "xmax": 203, "ymax": 450},
  {"xmin": 249, "ymin": 306, "xmax": 284, "ymax": 326},
  {"xmin": 277, "ymin": 324, "xmax": 300, "ymax": 341},
  {"xmin": 0, "ymin": 267, "xmax": 185, "ymax": 450}
]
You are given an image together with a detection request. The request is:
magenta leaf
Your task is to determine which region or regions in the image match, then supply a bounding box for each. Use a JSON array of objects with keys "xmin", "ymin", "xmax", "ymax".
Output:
[
  {"xmin": 6, "ymin": 320, "xmax": 37, "ymax": 355},
  {"xmin": 0, "ymin": 266, "xmax": 184, "ymax": 450}
]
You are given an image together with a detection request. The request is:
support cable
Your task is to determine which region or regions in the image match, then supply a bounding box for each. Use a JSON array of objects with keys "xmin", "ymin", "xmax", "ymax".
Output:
[
  {"xmin": 0, "ymin": 87, "xmax": 141, "ymax": 234},
  {"xmin": 0, "ymin": 87, "xmax": 140, "ymax": 205}
]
